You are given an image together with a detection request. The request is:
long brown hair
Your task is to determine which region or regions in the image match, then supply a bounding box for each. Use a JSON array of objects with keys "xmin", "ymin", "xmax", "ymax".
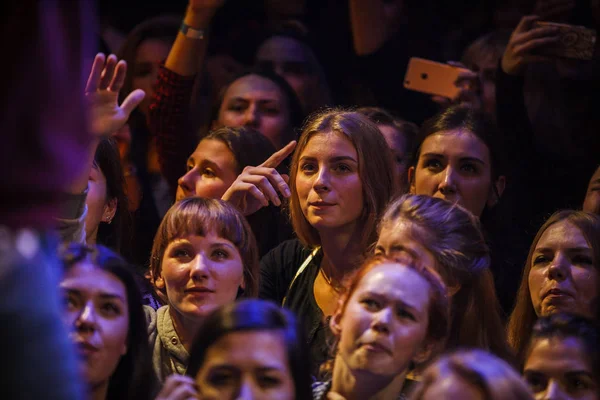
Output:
[
  {"xmin": 288, "ymin": 109, "xmax": 397, "ymax": 250},
  {"xmin": 379, "ymin": 194, "xmax": 513, "ymax": 361},
  {"xmin": 507, "ymin": 210, "xmax": 600, "ymax": 364},
  {"xmin": 149, "ymin": 197, "xmax": 260, "ymax": 298}
]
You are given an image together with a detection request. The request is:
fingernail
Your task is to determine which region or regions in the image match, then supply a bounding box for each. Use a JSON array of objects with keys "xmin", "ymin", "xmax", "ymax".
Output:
[{"xmin": 284, "ymin": 187, "xmax": 291, "ymax": 197}]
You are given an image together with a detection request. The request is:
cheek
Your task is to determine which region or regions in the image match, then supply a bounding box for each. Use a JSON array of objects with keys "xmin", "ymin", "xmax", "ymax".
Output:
[
  {"xmin": 102, "ymin": 317, "xmax": 129, "ymax": 352},
  {"xmin": 218, "ymin": 110, "xmax": 241, "ymax": 127},
  {"xmin": 214, "ymin": 262, "xmax": 245, "ymax": 293},
  {"xmin": 414, "ymin": 170, "xmax": 438, "ymax": 193},
  {"xmin": 573, "ymin": 268, "xmax": 599, "ymax": 299},
  {"xmin": 162, "ymin": 262, "xmax": 190, "ymax": 288},
  {"xmin": 528, "ymin": 269, "xmax": 543, "ymax": 303}
]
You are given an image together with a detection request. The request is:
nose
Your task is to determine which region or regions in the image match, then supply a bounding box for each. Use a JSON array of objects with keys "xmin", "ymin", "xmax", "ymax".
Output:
[
  {"xmin": 438, "ymin": 166, "xmax": 457, "ymax": 195},
  {"xmin": 190, "ymin": 253, "xmax": 210, "ymax": 281},
  {"xmin": 177, "ymin": 169, "xmax": 196, "ymax": 196},
  {"xmin": 313, "ymin": 166, "xmax": 330, "ymax": 192},
  {"xmin": 371, "ymin": 307, "xmax": 391, "ymax": 334},
  {"xmin": 544, "ymin": 380, "xmax": 566, "ymax": 400},
  {"xmin": 547, "ymin": 254, "xmax": 569, "ymax": 282},
  {"xmin": 75, "ymin": 301, "xmax": 97, "ymax": 333},
  {"xmin": 235, "ymin": 377, "xmax": 256, "ymax": 400},
  {"xmin": 243, "ymin": 104, "xmax": 260, "ymax": 129}
]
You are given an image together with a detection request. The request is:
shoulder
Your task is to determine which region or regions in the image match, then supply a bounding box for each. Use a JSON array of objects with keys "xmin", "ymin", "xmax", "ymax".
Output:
[{"xmin": 260, "ymin": 239, "xmax": 314, "ymax": 271}]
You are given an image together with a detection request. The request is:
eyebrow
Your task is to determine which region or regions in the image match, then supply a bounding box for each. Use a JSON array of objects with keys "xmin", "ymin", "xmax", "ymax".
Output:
[
  {"xmin": 299, "ymin": 155, "xmax": 358, "ymax": 163},
  {"xmin": 227, "ymin": 97, "xmax": 280, "ymax": 105},
  {"xmin": 363, "ymin": 290, "xmax": 418, "ymax": 312},
  {"xmin": 387, "ymin": 244, "xmax": 419, "ymax": 260},
  {"xmin": 535, "ymin": 247, "xmax": 592, "ymax": 253},
  {"xmin": 210, "ymin": 242, "xmax": 237, "ymax": 252},
  {"xmin": 62, "ymin": 288, "xmax": 125, "ymax": 302},
  {"xmin": 565, "ymin": 371, "xmax": 594, "ymax": 378},
  {"xmin": 421, "ymin": 152, "xmax": 485, "ymax": 165},
  {"xmin": 187, "ymin": 157, "xmax": 221, "ymax": 170}
]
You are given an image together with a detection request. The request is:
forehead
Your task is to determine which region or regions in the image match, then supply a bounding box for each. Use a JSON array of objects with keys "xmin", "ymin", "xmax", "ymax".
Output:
[
  {"xmin": 421, "ymin": 130, "xmax": 490, "ymax": 162},
  {"xmin": 135, "ymin": 38, "xmax": 171, "ymax": 62},
  {"xmin": 204, "ymin": 330, "xmax": 288, "ymax": 366},
  {"xmin": 356, "ymin": 263, "xmax": 431, "ymax": 309},
  {"xmin": 223, "ymin": 75, "xmax": 284, "ymax": 101},
  {"xmin": 61, "ymin": 262, "xmax": 126, "ymax": 297},
  {"xmin": 192, "ymin": 139, "xmax": 235, "ymax": 162},
  {"xmin": 536, "ymin": 221, "xmax": 590, "ymax": 250},
  {"xmin": 526, "ymin": 337, "xmax": 592, "ymax": 372},
  {"xmin": 256, "ymin": 36, "xmax": 310, "ymax": 63},
  {"xmin": 301, "ymin": 131, "xmax": 357, "ymax": 158}
]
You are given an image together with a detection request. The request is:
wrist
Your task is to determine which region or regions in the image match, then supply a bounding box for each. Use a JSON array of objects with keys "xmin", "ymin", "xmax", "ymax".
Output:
[{"xmin": 184, "ymin": 5, "xmax": 216, "ymax": 29}]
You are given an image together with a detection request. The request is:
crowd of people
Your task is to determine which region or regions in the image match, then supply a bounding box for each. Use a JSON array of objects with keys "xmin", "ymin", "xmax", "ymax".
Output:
[{"xmin": 3, "ymin": 0, "xmax": 600, "ymax": 399}]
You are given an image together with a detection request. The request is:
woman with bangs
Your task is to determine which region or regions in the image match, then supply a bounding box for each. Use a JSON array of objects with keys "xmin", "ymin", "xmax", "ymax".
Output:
[
  {"xmin": 145, "ymin": 197, "xmax": 260, "ymax": 382},
  {"xmin": 223, "ymin": 109, "xmax": 397, "ymax": 374}
]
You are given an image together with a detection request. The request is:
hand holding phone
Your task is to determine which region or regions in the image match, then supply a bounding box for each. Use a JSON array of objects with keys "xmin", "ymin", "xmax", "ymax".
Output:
[
  {"xmin": 403, "ymin": 58, "xmax": 473, "ymax": 99},
  {"xmin": 533, "ymin": 21, "xmax": 597, "ymax": 60}
]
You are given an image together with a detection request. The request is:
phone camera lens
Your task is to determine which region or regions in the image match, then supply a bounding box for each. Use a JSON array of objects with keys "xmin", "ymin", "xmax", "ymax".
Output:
[{"xmin": 421, "ymin": 73, "xmax": 428, "ymax": 80}]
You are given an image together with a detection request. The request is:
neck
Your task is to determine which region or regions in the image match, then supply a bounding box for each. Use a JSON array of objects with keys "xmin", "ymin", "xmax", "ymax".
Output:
[
  {"xmin": 169, "ymin": 306, "xmax": 203, "ymax": 352},
  {"xmin": 89, "ymin": 381, "xmax": 109, "ymax": 400},
  {"xmin": 319, "ymin": 224, "xmax": 363, "ymax": 282},
  {"xmin": 86, "ymin": 228, "xmax": 98, "ymax": 245},
  {"xmin": 331, "ymin": 355, "xmax": 407, "ymax": 400}
]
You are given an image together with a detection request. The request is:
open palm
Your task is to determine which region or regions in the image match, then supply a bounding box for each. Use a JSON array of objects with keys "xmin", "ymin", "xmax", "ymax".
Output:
[{"xmin": 85, "ymin": 53, "xmax": 145, "ymax": 137}]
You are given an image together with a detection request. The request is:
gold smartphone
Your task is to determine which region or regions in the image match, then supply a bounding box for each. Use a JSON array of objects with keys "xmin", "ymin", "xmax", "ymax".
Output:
[
  {"xmin": 534, "ymin": 21, "xmax": 597, "ymax": 60},
  {"xmin": 403, "ymin": 58, "xmax": 471, "ymax": 99}
]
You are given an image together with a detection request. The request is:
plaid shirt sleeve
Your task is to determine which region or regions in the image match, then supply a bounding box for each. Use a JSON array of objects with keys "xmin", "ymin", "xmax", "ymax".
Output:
[{"xmin": 148, "ymin": 65, "xmax": 197, "ymax": 193}]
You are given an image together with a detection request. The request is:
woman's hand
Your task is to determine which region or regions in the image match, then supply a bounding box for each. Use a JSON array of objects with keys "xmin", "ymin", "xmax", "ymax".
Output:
[
  {"xmin": 155, "ymin": 374, "xmax": 198, "ymax": 400},
  {"xmin": 222, "ymin": 141, "xmax": 296, "ymax": 216},
  {"xmin": 501, "ymin": 15, "xmax": 560, "ymax": 76},
  {"xmin": 431, "ymin": 61, "xmax": 482, "ymax": 110},
  {"xmin": 85, "ymin": 53, "xmax": 145, "ymax": 137}
]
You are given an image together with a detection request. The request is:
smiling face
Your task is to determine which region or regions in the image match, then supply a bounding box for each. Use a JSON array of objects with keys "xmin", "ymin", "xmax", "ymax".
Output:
[
  {"xmin": 294, "ymin": 131, "xmax": 364, "ymax": 235},
  {"xmin": 332, "ymin": 263, "xmax": 431, "ymax": 377},
  {"xmin": 524, "ymin": 337, "xmax": 598, "ymax": 400},
  {"xmin": 528, "ymin": 220, "xmax": 598, "ymax": 318},
  {"xmin": 176, "ymin": 139, "xmax": 239, "ymax": 201},
  {"xmin": 60, "ymin": 262, "xmax": 129, "ymax": 388},
  {"xmin": 195, "ymin": 330, "xmax": 295, "ymax": 400},
  {"xmin": 217, "ymin": 75, "xmax": 291, "ymax": 149},
  {"xmin": 156, "ymin": 231, "xmax": 245, "ymax": 320},
  {"xmin": 411, "ymin": 129, "xmax": 497, "ymax": 217}
]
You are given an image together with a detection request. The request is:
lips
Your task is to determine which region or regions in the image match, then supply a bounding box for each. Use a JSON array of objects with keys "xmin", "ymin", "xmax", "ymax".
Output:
[
  {"xmin": 361, "ymin": 341, "xmax": 391, "ymax": 355},
  {"xmin": 185, "ymin": 287, "xmax": 214, "ymax": 294},
  {"xmin": 74, "ymin": 340, "xmax": 99, "ymax": 357},
  {"xmin": 309, "ymin": 201, "xmax": 336, "ymax": 208},
  {"xmin": 542, "ymin": 287, "xmax": 573, "ymax": 300}
]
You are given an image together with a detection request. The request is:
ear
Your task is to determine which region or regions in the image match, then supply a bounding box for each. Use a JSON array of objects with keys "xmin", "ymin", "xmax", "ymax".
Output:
[
  {"xmin": 154, "ymin": 275, "xmax": 165, "ymax": 290},
  {"xmin": 102, "ymin": 198, "xmax": 118, "ymax": 223},
  {"xmin": 486, "ymin": 176, "xmax": 506, "ymax": 208},
  {"xmin": 329, "ymin": 308, "xmax": 344, "ymax": 337},
  {"xmin": 408, "ymin": 166, "xmax": 416, "ymax": 194},
  {"xmin": 121, "ymin": 342, "xmax": 128, "ymax": 356}
]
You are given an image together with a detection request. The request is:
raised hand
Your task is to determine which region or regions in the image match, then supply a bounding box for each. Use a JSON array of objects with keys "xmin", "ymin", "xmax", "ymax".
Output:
[
  {"xmin": 222, "ymin": 141, "xmax": 296, "ymax": 216},
  {"xmin": 501, "ymin": 16, "xmax": 560, "ymax": 76},
  {"xmin": 85, "ymin": 53, "xmax": 145, "ymax": 137},
  {"xmin": 155, "ymin": 374, "xmax": 198, "ymax": 400}
]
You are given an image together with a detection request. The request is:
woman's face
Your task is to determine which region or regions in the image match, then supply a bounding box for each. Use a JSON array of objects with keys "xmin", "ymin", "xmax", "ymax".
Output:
[
  {"xmin": 176, "ymin": 139, "xmax": 239, "ymax": 201},
  {"xmin": 375, "ymin": 221, "xmax": 437, "ymax": 273},
  {"xmin": 156, "ymin": 231, "xmax": 244, "ymax": 320},
  {"xmin": 411, "ymin": 130, "xmax": 497, "ymax": 217},
  {"xmin": 528, "ymin": 220, "xmax": 598, "ymax": 318},
  {"xmin": 524, "ymin": 337, "xmax": 598, "ymax": 400},
  {"xmin": 334, "ymin": 263, "xmax": 431, "ymax": 377},
  {"xmin": 195, "ymin": 330, "xmax": 295, "ymax": 400},
  {"xmin": 60, "ymin": 262, "xmax": 129, "ymax": 388},
  {"xmin": 217, "ymin": 75, "xmax": 291, "ymax": 149},
  {"xmin": 378, "ymin": 124, "xmax": 411, "ymax": 193},
  {"xmin": 295, "ymin": 132, "xmax": 364, "ymax": 234},
  {"xmin": 256, "ymin": 36, "xmax": 320, "ymax": 112},
  {"xmin": 85, "ymin": 162, "xmax": 116, "ymax": 243},
  {"xmin": 131, "ymin": 38, "xmax": 171, "ymax": 116}
]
